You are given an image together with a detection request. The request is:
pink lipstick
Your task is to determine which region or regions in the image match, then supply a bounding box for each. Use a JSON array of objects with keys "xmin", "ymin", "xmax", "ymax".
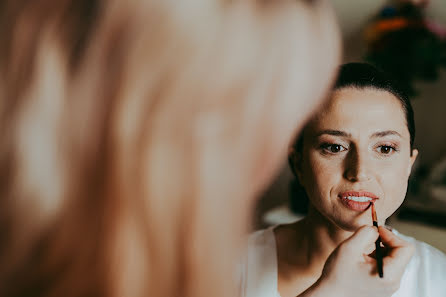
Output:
[{"xmin": 338, "ymin": 191, "xmax": 378, "ymax": 212}]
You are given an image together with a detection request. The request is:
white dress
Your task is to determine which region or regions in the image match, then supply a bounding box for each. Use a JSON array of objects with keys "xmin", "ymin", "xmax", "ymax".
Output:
[{"xmin": 238, "ymin": 225, "xmax": 446, "ymax": 297}]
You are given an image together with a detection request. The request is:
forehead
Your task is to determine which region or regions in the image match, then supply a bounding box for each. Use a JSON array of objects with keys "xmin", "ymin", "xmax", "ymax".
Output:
[{"xmin": 306, "ymin": 87, "xmax": 409, "ymax": 136}]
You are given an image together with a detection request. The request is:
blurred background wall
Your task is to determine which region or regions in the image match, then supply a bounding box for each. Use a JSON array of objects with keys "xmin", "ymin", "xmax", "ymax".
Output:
[{"xmin": 253, "ymin": 0, "xmax": 446, "ymax": 252}]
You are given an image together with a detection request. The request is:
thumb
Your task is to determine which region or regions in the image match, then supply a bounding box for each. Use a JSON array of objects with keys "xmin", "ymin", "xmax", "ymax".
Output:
[
  {"xmin": 341, "ymin": 226, "xmax": 379, "ymax": 256},
  {"xmin": 379, "ymin": 226, "xmax": 409, "ymax": 249},
  {"xmin": 379, "ymin": 227, "xmax": 414, "ymax": 277}
]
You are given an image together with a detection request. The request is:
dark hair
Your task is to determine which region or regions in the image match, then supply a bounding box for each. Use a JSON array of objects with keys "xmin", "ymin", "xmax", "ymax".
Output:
[
  {"xmin": 293, "ymin": 62, "xmax": 415, "ymax": 152},
  {"xmin": 335, "ymin": 62, "xmax": 415, "ymax": 149},
  {"xmin": 289, "ymin": 62, "xmax": 416, "ymax": 214}
]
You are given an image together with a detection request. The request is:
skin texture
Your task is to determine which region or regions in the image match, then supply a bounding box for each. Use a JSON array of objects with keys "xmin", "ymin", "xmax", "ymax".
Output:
[
  {"xmin": 277, "ymin": 87, "xmax": 417, "ymax": 297},
  {"xmin": 298, "ymin": 87, "xmax": 418, "ymax": 230}
]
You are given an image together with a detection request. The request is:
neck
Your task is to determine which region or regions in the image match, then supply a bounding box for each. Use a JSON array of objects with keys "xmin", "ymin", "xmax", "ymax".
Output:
[{"xmin": 298, "ymin": 206, "xmax": 354, "ymax": 271}]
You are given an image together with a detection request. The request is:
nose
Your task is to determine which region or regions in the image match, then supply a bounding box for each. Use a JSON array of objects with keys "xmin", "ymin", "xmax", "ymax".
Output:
[{"xmin": 343, "ymin": 146, "xmax": 372, "ymax": 182}]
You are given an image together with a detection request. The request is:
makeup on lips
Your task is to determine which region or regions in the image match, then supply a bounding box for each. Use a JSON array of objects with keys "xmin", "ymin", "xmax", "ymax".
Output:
[{"xmin": 338, "ymin": 191, "xmax": 378, "ymax": 211}]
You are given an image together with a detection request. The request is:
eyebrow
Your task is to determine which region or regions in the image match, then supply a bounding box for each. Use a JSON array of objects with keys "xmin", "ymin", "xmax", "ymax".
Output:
[
  {"xmin": 316, "ymin": 129, "xmax": 402, "ymax": 138},
  {"xmin": 316, "ymin": 130, "xmax": 351, "ymax": 138},
  {"xmin": 371, "ymin": 130, "xmax": 402, "ymax": 138}
]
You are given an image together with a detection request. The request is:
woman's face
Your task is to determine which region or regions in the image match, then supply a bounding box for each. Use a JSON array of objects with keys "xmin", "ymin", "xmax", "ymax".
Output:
[{"xmin": 295, "ymin": 87, "xmax": 418, "ymax": 231}]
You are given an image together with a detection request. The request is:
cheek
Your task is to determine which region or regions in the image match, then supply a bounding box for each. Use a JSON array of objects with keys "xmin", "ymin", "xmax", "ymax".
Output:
[
  {"xmin": 303, "ymin": 155, "xmax": 342, "ymax": 202},
  {"xmin": 379, "ymin": 162, "xmax": 411, "ymax": 219}
]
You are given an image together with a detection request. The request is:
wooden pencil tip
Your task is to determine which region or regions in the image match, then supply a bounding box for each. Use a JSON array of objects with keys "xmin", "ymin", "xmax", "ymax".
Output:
[{"xmin": 371, "ymin": 202, "xmax": 377, "ymax": 223}]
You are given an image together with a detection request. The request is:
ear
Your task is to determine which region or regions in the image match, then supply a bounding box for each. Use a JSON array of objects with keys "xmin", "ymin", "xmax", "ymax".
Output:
[{"xmin": 407, "ymin": 149, "xmax": 418, "ymax": 177}]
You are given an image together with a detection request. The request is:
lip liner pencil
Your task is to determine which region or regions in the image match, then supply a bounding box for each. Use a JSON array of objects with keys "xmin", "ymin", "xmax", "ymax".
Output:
[{"xmin": 371, "ymin": 202, "xmax": 383, "ymax": 278}]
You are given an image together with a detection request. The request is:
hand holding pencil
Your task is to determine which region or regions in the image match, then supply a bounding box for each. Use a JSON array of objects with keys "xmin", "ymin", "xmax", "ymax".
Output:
[
  {"xmin": 371, "ymin": 202, "xmax": 384, "ymax": 278},
  {"xmin": 370, "ymin": 202, "xmax": 415, "ymax": 282},
  {"xmin": 311, "ymin": 224, "xmax": 415, "ymax": 297}
]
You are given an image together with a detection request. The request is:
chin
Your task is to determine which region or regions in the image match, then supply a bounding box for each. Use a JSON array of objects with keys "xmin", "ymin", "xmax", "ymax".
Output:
[
  {"xmin": 311, "ymin": 204, "xmax": 373, "ymax": 232},
  {"xmin": 331, "ymin": 216, "xmax": 371, "ymax": 233}
]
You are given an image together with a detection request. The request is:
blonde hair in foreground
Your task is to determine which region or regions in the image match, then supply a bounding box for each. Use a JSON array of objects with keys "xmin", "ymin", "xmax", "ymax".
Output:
[{"xmin": 0, "ymin": 0, "xmax": 340, "ymax": 297}]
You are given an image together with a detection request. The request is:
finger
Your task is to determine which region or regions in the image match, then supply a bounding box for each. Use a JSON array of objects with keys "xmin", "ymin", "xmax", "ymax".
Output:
[
  {"xmin": 382, "ymin": 246, "xmax": 414, "ymax": 280},
  {"xmin": 379, "ymin": 228, "xmax": 414, "ymax": 278},
  {"xmin": 342, "ymin": 226, "xmax": 379, "ymax": 252},
  {"xmin": 364, "ymin": 242, "xmax": 377, "ymax": 256},
  {"xmin": 378, "ymin": 227, "xmax": 408, "ymax": 248},
  {"xmin": 379, "ymin": 227, "xmax": 414, "ymax": 260},
  {"xmin": 384, "ymin": 242, "xmax": 414, "ymax": 265}
]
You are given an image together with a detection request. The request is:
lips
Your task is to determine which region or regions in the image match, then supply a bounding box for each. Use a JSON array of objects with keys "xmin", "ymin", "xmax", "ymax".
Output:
[{"xmin": 338, "ymin": 191, "xmax": 378, "ymax": 212}]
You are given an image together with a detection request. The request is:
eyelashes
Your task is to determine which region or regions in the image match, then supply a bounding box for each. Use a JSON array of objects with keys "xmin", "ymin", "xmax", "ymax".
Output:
[
  {"xmin": 318, "ymin": 142, "xmax": 400, "ymax": 156},
  {"xmin": 376, "ymin": 145, "xmax": 399, "ymax": 155},
  {"xmin": 320, "ymin": 143, "xmax": 346, "ymax": 154}
]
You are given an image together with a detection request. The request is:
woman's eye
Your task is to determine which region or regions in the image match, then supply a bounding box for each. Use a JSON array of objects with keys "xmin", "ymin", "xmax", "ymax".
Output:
[
  {"xmin": 321, "ymin": 144, "xmax": 346, "ymax": 153},
  {"xmin": 377, "ymin": 145, "xmax": 395, "ymax": 155}
]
